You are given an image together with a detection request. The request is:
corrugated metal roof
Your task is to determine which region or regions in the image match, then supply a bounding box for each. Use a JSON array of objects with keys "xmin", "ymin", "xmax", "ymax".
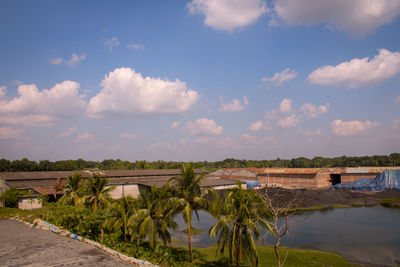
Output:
[
  {"xmin": 32, "ymin": 188, "xmax": 63, "ymax": 195},
  {"xmin": 0, "ymin": 171, "xmax": 91, "ymax": 180},
  {"xmin": 263, "ymin": 168, "xmax": 322, "ymax": 174},
  {"xmin": 344, "ymin": 167, "xmax": 400, "ymax": 174}
]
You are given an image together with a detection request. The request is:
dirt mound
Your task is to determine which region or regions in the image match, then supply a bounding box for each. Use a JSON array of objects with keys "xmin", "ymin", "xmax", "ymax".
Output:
[{"xmin": 258, "ymin": 188, "xmax": 400, "ymax": 208}]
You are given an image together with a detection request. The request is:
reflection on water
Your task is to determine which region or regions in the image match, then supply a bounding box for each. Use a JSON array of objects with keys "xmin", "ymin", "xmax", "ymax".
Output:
[{"xmin": 171, "ymin": 206, "xmax": 400, "ymax": 265}]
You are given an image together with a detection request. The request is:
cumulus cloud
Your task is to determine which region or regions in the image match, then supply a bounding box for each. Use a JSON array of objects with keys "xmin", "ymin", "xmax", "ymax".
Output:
[
  {"xmin": 271, "ymin": 0, "xmax": 400, "ymax": 36},
  {"xmin": 119, "ymin": 132, "xmax": 139, "ymax": 140},
  {"xmin": 248, "ymin": 120, "xmax": 271, "ymax": 131},
  {"xmin": 277, "ymin": 114, "xmax": 300, "ymax": 128},
  {"xmin": 0, "ymin": 81, "xmax": 86, "ymax": 126},
  {"xmin": 86, "ymin": 67, "xmax": 199, "ymax": 118},
  {"xmin": 219, "ymin": 96, "xmax": 248, "ymax": 112},
  {"xmin": 0, "ymin": 86, "xmax": 6, "ymax": 99},
  {"xmin": 308, "ymin": 49, "xmax": 400, "ymax": 88},
  {"xmin": 184, "ymin": 118, "xmax": 223, "ymax": 135},
  {"xmin": 241, "ymin": 134, "xmax": 277, "ymax": 145},
  {"xmin": 73, "ymin": 132, "xmax": 95, "ymax": 143},
  {"xmin": 265, "ymin": 98, "xmax": 292, "ymax": 119},
  {"xmin": 104, "ymin": 37, "xmax": 120, "ymax": 51},
  {"xmin": 58, "ymin": 126, "xmax": 77, "ymax": 137},
  {"xmin": 127, "ymin": 42, "xmax": 145, "ymax": 50},
  {"xmin": 261, "ymin": 68, "xmax": 298, "ymax": 85},
  {"xmin": 150, "ymin": 141, "xmax": 178, "ymax": 150},
  {"xmin": 187, "ymin": 0, "xmax": 268, "ymax": 32},
  {"xmin": 0, "ymin": 127, "xmax": 22, "ymax": 139},
  {"xmin": 170, "ymin": 121, "xmax": 180, "ymax": 129},
  {"xmin": 331, "ymin": 120, "xmax": 380, "ymax": 136},
  {"xmin": 300, "ymin": 103, "xmax": 329, "ymax": 118}
]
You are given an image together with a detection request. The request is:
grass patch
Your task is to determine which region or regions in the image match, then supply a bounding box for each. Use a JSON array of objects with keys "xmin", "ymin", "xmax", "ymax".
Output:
[
  {"xmin": 0, "ymin": 207, "xmax": 41, "ymax": 223},
  {"xmin": 192, "ymin": 246, "xmax": 360, "ymax": 267},
  {"xmin": 380, "ymin": 198, "xmax": 400, "ymax": 208}
]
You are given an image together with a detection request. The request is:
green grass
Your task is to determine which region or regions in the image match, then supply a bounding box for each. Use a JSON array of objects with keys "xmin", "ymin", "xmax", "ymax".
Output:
[
  {"xmin": 380, "ymin": 198, "xmax": 400, "ymax": 208},
  {"xmin": 0, "ymin": 207, "xmax": 41, "ymax": 223},
  {"xmin": 183, "ymin": 227, "xmax": 203, "ymax": 235},
  {"xmin": 191, "ymin": 246, "xmax": 360, "ymax": 267}
]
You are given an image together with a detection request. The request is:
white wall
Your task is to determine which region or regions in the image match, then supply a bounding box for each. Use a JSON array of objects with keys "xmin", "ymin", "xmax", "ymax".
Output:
[
  {"xmin": 18, "ymin": 197, "xmax": 42, "ymax": 210},
  {"xmin": 107, "ymin": 184, "xmax": 140, "ymax": 199}
]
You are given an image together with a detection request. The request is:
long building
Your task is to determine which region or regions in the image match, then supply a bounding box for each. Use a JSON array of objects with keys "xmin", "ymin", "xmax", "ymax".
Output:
[
  {"xmin": 208, "ymin": 167, "xmax": 400, "ymax": 189},
  {"xmin": 0, "ymin": 169, "xmax": 237, "ymax": 209}
]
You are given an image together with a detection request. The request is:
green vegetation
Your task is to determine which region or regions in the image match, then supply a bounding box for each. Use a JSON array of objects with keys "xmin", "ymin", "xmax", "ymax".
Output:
[
  {"xmin": 0, "ymin": 165, "xmax": 366, "ymax": 266},
  {"xmin": 1, "ymin": 153, "xmax": 399, "ymax": 172},
  {"xmin": 0, "ymin": 188, "xmax": 31, "ymax": 207},
  {"xmin": 380, "ymin": 198, "xmax": 400, "ymax": 208}
]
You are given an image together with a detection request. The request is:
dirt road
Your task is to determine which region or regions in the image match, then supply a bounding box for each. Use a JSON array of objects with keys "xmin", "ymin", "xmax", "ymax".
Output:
[{"xmin": 0, "ymin": 218, "xmax": 133, "ymax": 267}]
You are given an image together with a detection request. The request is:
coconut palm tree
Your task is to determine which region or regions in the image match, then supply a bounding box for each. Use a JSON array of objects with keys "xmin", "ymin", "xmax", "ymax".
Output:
[
  {"xmin": 130, "ymin": 185, "xmax": 177, "ymax": 250},
  {"xmin": 104, "ymin": 196, "xmax": 136, "ymax": 242},
  {"xmin": 168, "ymin": 163, "xmax": 209, "ymax": 263},
  {"xmin": 209, "ymin": 181, "xmax": 270, "ymax": 267},
  {"xmin": 58, "ymin": 173, "xmax": 84, "ymax": 206},
  {"xmin": 85, "ymin": 174, "xmax": 115, "ymax": 211}
]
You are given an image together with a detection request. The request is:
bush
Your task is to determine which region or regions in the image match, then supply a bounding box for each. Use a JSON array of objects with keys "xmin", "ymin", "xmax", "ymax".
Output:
[{"xmin": 0, "ymin": 188, "xmax": 30, "ymax": 207}]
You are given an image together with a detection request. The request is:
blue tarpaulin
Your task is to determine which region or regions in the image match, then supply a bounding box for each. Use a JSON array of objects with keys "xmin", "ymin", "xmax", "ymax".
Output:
[
  {"xmin": 245, "ymin": 180, "xmax": 260, "ymax": 189},
  {"xmin": 332, "ymin": 170, "xmax": 400, "ymax": 191}
]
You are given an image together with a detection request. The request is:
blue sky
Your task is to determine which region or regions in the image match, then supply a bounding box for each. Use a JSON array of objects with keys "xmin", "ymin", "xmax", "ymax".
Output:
[{"xmin": 1, "ymin": 0, "xmax": 400, "ymax": 161}]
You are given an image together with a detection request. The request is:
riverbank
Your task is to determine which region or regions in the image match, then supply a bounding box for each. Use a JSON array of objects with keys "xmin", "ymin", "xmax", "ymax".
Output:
[{"xmin": 0, "ymin": 207, "xmax": 361, "ymax": 267}]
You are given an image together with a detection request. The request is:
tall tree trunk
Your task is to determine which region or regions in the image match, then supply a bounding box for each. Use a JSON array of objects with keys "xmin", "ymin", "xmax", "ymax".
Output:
[
  {"xmin": 100, "ymin": 228, "xmax": 104, "ymax": 244},
  {"xmin": 151, "ymin": 217, "xmax": 156, "ymax": 250},
  {"xmin": 274, "ymin": 236, "xmax": 282, "ymax": 267},
  {"xmin": 236, "ymin": 225, "xmax": 242, "ymax": 267},
  {"xmin": 187, "ymin": 213, "xmax": 193, "ymax": 262}
]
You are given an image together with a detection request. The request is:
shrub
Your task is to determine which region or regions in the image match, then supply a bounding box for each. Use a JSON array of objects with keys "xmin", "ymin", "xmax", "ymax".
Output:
[{"xmin": 0, "ymin": 188, "xmax": 30, "ymax": 207}]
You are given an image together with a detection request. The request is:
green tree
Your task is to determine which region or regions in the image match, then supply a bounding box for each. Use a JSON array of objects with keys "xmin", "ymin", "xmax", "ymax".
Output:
[
  {"xmin": 58, "ymin": 173, "xmax": 85, "ymax": 206},
  {"xmin": 209, "ymin": 182, "xmax": 270, "ymax": 267},
  {"xmin": 104, "ymin": 196, "xmax": 136, "ymax": 242},
  {"xmin": 85, "ymin": 174, "xmax": 115, "ymax": 211},
  {"xmin": 168, "ymin": 163, "xmax": 209, "ymax": 262},
  {"xmin": 0, "ymin": 188, "xmax": 30, "ymax": 207},
  {"xmin": 131, "ymin": 186, "xmax": 177, "ymax": 250}
]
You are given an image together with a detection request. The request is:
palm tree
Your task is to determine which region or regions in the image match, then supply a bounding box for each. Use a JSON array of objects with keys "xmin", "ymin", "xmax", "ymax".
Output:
[
  {"xmin": 130, "ymin": 185, "xmax": 177, "ymax": 250},
  {"xmin": 168, "ymin": 163, "xmax": 209, "ymax": 262},
  {"xmin": 58, "ymin": 173, "xmax": 84, "ymax": 206},
  {"xmin": 209, "ymin": 181, "xmax": 270, "ymax": 267},
  {"xmin": 85, "ymin": 174, "xmax": 115, "ymax": 211},
  {"xmin": 104, "ymin": 196, "xmax": 136, "ymax": 242}
]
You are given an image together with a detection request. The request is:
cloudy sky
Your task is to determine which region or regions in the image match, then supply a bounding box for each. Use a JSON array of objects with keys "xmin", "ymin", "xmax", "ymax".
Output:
[{"xmin": 1, "ymin": 0, "xmax": 400, "ymax": 161}]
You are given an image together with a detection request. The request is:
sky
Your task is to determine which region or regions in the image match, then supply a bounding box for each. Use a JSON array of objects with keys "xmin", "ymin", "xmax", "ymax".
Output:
[{"xmin": 0, "ymin": 0, "xmax": 400, "ymax": 162}]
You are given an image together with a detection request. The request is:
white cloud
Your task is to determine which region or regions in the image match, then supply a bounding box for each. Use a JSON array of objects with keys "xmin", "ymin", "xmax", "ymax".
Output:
[
  {"xmin": 66, "ymin": 53, "xmax": 86, "ymax": 65},
  {"xmin": 150, "ymin": 141, "xmax": 178, "ymax": 150},
  {"xmin": 49, "ymin": 53, "xmax": 86, "ymax": 66},
  {"xmin": 187, "ymin": 0, "xmax": 268, "ymax": 32},
  {"xmin": 104, "ymin": 37, "xmax": 120, "ymax": 51},
  {"xmin": 300, "ymin": 128, "xmax": 323, "ymax": 137},
  {"xmin": 331, "ymin": 120, "xmax": 380, "ymax": 136},
  {"xmin": 219, "ymin": 96, "xmax": 248, "ymax": 112},
  {"xmin": 300, "ymin": 103, "xmax": 329, "ymax": 118},
  {"xmin": 184, "ymin": 118, "xmax": 223, "ymax": 135},
  {"xmin": 249, "ymin": 121, "xmax": 264, "ymax": 131},
  {"xmin": 86, "ymin": 67, "xmax": 199, "ymax": 118},
  {"xmin": 0, "ymin": 127, "xmax": 22, "ymax": 139},
  {"xmin": 272, "ymin": 0, "xmax": 400, "ymax": 36},
  {"xmin": 266, "ymin": 98, "xmax": 292, "ymax": 119},
  {"xmin": 396, "ymin": 96, "xmax": 400, "ymax": 103},
  {"xmin": 0, "ymin": 81, "xmax": 86, "ymax": 126},
  {"xmin": 170, "ymin": 121, "xmax": 180, "ymax": 129},
  {"xmin": 277, "ymin": 114, "xmax": 300, "ymax": 128},
  {"xmin": 127, "ymin": 42, "xmax": 145, "ymax": 50},
  {"xmin": 308, "ymin": 49, "xmax": 400, "ymax": 88},
  {"xmin": 261, "ymin": 68, "xmax": 298, "ymax": 85},
  {"xmin": 58, "ymin": 126, "xmax": 77, "ymax": 137},
  {"xmin": 241, "ymin": 134, "xmax": 277, "ymax": 145},
  {"xmin": 119, "ymin": 132, "xmax": 139, "ymax": 140},
  {"xmin": 0, "ymin": 86, "xmax": 6, "ymax": 99},
  {"xmin": 49, "ymin": 57, "xmax": 62, "ymax": 65},
  {"xmin": 73, "ymin": 132, "xmax": 95, "ymax": 143}
]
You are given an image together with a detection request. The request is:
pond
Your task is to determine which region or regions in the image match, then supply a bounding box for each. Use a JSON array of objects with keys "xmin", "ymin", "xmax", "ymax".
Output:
[{"xmin": 171, "ymin": 206, "xmax": 400, "ymax": 265}]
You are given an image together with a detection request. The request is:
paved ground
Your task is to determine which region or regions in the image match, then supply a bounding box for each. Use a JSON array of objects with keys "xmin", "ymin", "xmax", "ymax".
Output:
[{"xmin": 0, "ymin": 218, "xmax": 133, "ymax": 267}]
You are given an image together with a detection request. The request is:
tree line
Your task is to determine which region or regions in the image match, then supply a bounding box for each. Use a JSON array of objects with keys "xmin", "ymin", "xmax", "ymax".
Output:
[{"xmin": 1, "ymin": 153, "xmax": 399, "ymax": 172}]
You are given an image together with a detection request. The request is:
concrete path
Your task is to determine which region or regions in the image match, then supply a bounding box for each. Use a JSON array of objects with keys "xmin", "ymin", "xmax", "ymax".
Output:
[{"xmin": 0, "ymin": 218, "xmax": 133, "ymax": 267}]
